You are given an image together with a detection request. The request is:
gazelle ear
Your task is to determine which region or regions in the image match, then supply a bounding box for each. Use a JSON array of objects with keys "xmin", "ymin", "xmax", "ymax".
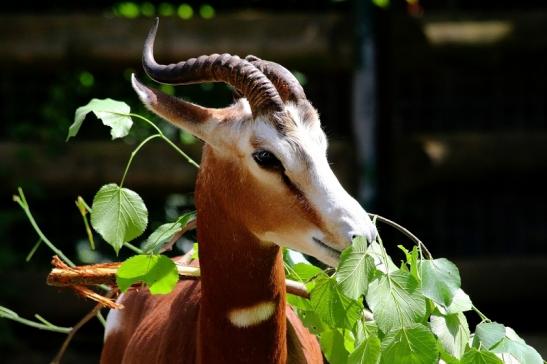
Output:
[{"xmin": 131, "ymin": 74, "xmax": 218, "ymax": 143}]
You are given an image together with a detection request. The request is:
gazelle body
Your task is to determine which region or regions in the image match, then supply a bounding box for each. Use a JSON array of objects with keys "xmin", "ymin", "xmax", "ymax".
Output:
[{"xmin": 101, "ymin": 19, "xmax": 377, "ymax": 364}]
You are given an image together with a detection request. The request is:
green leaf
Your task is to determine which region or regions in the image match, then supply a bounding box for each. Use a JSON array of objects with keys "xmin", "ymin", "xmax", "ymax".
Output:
[
  {"xmin": 310, "ymin": 276, "xmax": 363, "ymax": 330},
  {"xmin": 348, "ymin": 335, "xmax": 381, "ymax": 364},
  {"xmin": 438, "ymin": 288, "xmax": 473, "ymax": 314},
  {"xmin": 490, "ymin": 327, "xmax": 544, "ymax": 364},
  {"xmin": 320, "ymin": 329, "xmax": 350, "ymax": 364},
  {"xmin": 90, "ymin": 183, "xmax": 148, "ymax": 254},
  {"xmin": 461, "ymin": 348, "xmax": 503, "ymax": 364},
  {"xmin": 299, "ymin": 310, "xmax": 326, "ymax": 334},
  {"xmin": 142, "ymin": 222, "xmax": 182, "ymax": 254},
  {"xmin": 68, "ymin": 98, "xmax": 132, "ymax": 141},
  {"xmin": 336, "ymin": 235, "xmax": 376, "ymax": 299},
  {"xmin": 492, "ymin": 337, "xmax": 543, "ymax": 364},
  {"xmin": 368, "ymin": 241, "xmax": 398, "ymax": 274},
  {"xmin": 116, "ymin": 254, "xmax": 179, "ymax": 295},
  {"xmin": 430, "ymin": 312, "xmax": 470, "ymax": 359},
  {"xmin": 380, "ymin": 324, "xmax": 438, "ymax": 364},
  {"xmin": 365, "ymin": 269, "xmax": 427, "ymax": 333},
  {"xmin": 398, "ymin": 244, "xmax": 420, "ymax": 281},
  {"xmin": 142, "ymin": 211, "xmax": 196, "ymax": 254},
  {"xmin": 475, "ymin": 322, "xmax": 506, "ymax": 349},
  {"xmin": 419, "ymin": 258, "xmax": 461, "ymax": 307},
  {"xmin": 287, "ymin": 263, "xmax": 323, "ymax": 283}
]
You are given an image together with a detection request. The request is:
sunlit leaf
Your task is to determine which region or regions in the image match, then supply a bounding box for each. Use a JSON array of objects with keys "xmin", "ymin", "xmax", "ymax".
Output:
[
  {"xmin": 419, "ymin": 258, "xmax": 461, "ymax": 307},
  {"xmin": 366, "ymin": 269, "xmax": 427, "ymax": 333},
  {"xmin": 287, "ymin": 263, "xmax": 324, "ymax": 283},
  {"xmin": 90, "ymin": 183, "xmax": 148, "ymax": 254},
  {"xmin": 320, "ymin": 329, "xmax": 350, "ymax": 364},
  {"xmin": 116, "ymin": 254, "xmax": 179, "ymax": 295},
  {"xmin": 68, "ymin": 98, "xmax": 132, "ymax": 141},
  {"xmin": 141, "ymin": 211, "xmax": 195, "ymax": 254},
  {"xmin": 336, "ymin": 236, "xmax": 376, "ymax": 299},
  {"xmin": 475, "ymin": 322, "xmax": 506, "ymax": 349},
  {"xmin": 461, "ymin": 348, "xmax": 503, "ymax": 364},
  {"xmin": 348, "ymin": 334, "xmax": 381, "ymax": 364},
  {"xmin": 310, "ymin": 276, "xmax": 363, "ymax": 330},
  {"xmin": 380, "ymin": 324, "xmax": 438, "ymax": 364},
  {"xmin": 430, "ymin": 312, "xmax": 470, "ymax": 359}
]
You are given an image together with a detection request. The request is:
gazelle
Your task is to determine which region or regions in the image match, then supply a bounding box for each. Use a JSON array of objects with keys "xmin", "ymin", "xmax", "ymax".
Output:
[{"xmin": 101, "ymin": 19, "xmax": 377, "ymax": 364}]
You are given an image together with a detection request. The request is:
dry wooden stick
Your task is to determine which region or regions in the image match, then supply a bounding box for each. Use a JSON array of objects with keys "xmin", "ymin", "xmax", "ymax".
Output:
[{"xmin": 48, "ymin": 255, "xmax": 309, "ymax": 304}]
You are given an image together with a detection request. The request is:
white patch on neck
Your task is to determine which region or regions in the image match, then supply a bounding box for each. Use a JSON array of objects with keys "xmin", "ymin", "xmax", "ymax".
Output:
[
  {"xmin": 103, "ymin": 293, "xmax": 125, "ymax": 341},
  {"xmin": 227, "ymin": 301, "xmax": 276, "ymax": 328}
]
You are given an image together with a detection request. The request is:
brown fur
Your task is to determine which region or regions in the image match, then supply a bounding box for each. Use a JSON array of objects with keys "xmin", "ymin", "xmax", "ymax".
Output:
[{"xmin": 101, "ymin": 145, "xmax": 323, "ymax": 364}]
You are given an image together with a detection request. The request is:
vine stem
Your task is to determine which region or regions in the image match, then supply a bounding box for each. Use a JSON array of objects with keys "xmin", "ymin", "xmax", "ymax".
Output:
[
  {"xmin": 472, "ymin": 305, "xmax": 490, "ymax": 322},
  {"xmin": 13, "ymin": 188, "xmax": 76, "ymax": 267},
  {"xmin": 126, "ymin": 112, "xmax": 200, "ymax": 169},
  {"xmin": 369, "ymin": 213, "xmax": 433, "ymax": 260},
  {"xmin": 119, "ymin": 134, "xmax": 161, "ymax": 187},
  {"xmin": 0, "ymin": 306, "xmax": 71, "ymax": 334}
]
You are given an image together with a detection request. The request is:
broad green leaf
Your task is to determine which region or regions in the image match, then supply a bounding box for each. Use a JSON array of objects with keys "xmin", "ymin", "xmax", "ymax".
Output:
[
  {"xmin": 142, "ymin": 222, "xmax": 182, "ymax": 254},
  {"xmin": 366, "ymin": 269, "xmax": 427, "ymax": 333},
  {"xmin": 310, "ymin": 276, "xmax": 363, "ymax": 330},
  {"xmin": 142, "ymin": 211, "xmax": 196, "ymax": 254},
  {"xmin": 90, "ymin": 184, "xmax": 148, "ymax": 254},
  {"xmin": 287, "ymin": 263, "xmax": 323, "ymax": 282},
  {"xmin": 68, "ymin": 98, "xmax": 132, "ymax": 140},
  {"xmin": 437, "ymin": 288, "xmax": 473, "ymax": 314},
  {"xmin": 287, "ymin": 293, "xmax": 311, "ymax": 310},
  {"xmin": 368, "ymin": 241, "xmax": 398, "ymax": 274},
  {"xmin": 492, "ymin": 337, "xmax": 543, "ymax": 364},
  {"xmin": 116, "ymin": 254, "xmax": 179, "ymax": 295},
  {"xmin": 380, "ymin": 324, "xmax": 438, "ymax": 364},
  {"xmin": 419, "ymin": 258, "xmax": 461, "ymax": 307},
  {"xmin": 320, "ymin": 329, "xmax": 350, "ymax": 364},
  {"xmin": 299, "ymin": 310, "xmax": 326, "ymax": 334},
  {"xmin": 336, "ymin": 236, "xmax": 376, "ymax": 299},
  {"xmin": 348, "ymin": 335, "xmax": 381, "ymax": 364},
  {"xmin": 488, "ymin": 327, "xmax": 544, "ymax": 364},
  {"xmin": 461, "ymin": 348, "xmax": 503, "ymax": 364},
  {"xmin": 430, "ymin": 312, "xmax": 470, "ymax": 359},
  {"xmin": 475, "ymin": 322, "xmax": 506, "ymax": 349}
]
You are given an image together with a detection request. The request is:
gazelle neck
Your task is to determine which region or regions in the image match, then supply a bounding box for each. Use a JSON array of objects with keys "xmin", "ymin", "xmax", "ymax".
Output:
[{"xmin": 195, "ymin": 146, "xmax": 288, "ymax": 364}]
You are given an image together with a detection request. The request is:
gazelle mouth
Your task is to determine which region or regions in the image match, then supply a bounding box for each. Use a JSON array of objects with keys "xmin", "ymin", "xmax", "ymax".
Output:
[{"xmin": 312, "ymin": 237, "xmax": 342, "ymax": 257}]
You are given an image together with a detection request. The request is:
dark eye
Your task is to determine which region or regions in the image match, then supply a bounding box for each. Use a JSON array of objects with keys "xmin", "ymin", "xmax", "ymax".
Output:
[{"xmin": 252, "ymin": 150, "xmax": 283, "ymax": 171}]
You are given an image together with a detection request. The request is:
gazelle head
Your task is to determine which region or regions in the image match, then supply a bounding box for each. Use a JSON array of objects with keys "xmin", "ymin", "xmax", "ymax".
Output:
[{"xmin": 132, "ymin": 19, "xmax": 377, "ymax": 267}]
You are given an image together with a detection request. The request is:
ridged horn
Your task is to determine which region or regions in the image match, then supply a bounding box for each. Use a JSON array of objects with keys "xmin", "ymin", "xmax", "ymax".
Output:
[
  {"xmin": 142, "ymin": 18, "xmax": 284, "ymax": 117},
  {"xmin": 245, "ymin": 55, "xmax": 306, "ymax": 102}
]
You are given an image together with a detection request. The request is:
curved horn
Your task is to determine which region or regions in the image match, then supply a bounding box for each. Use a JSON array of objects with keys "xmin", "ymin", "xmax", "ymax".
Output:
[
  {"xmin": 245, "ymin": 55, "xmax": 306, "ymax": 102},
  {"xmin": 142, "ymin": 19, "xmax": 284, "ymax": 116}
]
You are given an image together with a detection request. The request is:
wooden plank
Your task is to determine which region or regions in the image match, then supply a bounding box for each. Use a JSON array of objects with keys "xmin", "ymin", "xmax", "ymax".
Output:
[
  {"xmin": 0, "ymin": 140, "xmax": 357, "ymax": 193},
  {"xmin": 0, "ymin": 141, "xmax": 201, "ymax": 192},
  {"xmin": 0, "ymin": 13, "xmax": 354, "ymax": 70}
]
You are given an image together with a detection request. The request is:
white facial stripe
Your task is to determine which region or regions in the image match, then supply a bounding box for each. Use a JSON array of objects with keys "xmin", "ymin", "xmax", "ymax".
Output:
[
  {"xmin": 104, "ymin": 293, "xmax": 125, "ymax": 341},
  {"xmin": 227, "ymin": 301, "xmax": 276, "ymax": 328}
]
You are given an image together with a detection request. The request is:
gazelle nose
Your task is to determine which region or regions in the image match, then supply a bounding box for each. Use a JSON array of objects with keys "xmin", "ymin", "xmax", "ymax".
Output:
[{"xmin": 349, "ymin": 225, "xmax": 378, "ymax": 244}]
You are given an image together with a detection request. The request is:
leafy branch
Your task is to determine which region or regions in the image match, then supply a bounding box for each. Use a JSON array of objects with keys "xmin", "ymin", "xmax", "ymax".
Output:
[{"xmin": 4, "ymin": 98, "xmax": 544, "ymax": 364}]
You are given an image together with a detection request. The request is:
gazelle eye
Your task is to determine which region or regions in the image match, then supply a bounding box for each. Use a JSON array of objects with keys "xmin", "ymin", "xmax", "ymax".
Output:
[{"xmin": 252, "ymin": 150, "xmax": 283, "ymax": 171}]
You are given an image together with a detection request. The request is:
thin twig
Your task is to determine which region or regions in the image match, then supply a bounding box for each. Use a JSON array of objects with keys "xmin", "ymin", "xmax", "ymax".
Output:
[
  {"xmin": 51, "ymin": 289, "xmax": 116, "ymax": 364},
  {"xmin": 369, "ymin": 213, "xmax": 433, "ymax": 259}
]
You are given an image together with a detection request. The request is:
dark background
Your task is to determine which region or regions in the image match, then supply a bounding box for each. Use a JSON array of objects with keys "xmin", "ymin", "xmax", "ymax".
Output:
[{"xmin": 1, "ymin": 0, "xmax": 546, "ymax": 362}]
